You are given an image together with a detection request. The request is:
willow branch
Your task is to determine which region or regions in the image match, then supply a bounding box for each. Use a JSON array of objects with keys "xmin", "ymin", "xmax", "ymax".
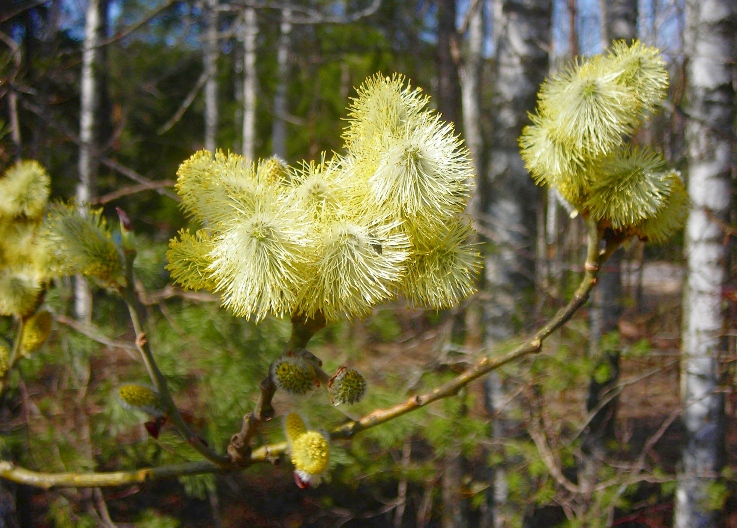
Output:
[
  {"xmin": 227, "ymin": 313, "xmax": 327, "ymax": 464},
  {"xmin": 1, "ymin": 219, "xmax": 617, "ymax": 488},
  {"xmin": 119, "ymin": 244, "xmax": 229, "ymax": 467},
  {"xmin": 0, "ymin": 461, "xmax": 225, "ymax": 490},
  {"xmin": 330, "ymin": 218, "xmax": 607, "ymax": 440}
]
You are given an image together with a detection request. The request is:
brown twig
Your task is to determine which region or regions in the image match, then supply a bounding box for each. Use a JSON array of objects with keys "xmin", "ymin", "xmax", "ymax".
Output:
[
  {"xmin": 0, "ymin": 219, "xmax": 618, "ymax": 488},
  {"xmin": 96, "ymin": 180, "xmax": 176, "ymax": 205},
  {"xmin": 227, "ymin": 313, "xmax": 327, "ymax": 464},
  {"xmin": 55, "ymin": 315, "xmax": 137, "ymax": 352},
  {"xmin": 118, "ymin": 240, "xmax": 229, "ymax": 466},
  {"xmin": 137, "ymin": 284, "xmax": 219, "ymax": 305},
  {"xmin": 157, "ymin": 69, "xmax": 210, "ymax": 134}
]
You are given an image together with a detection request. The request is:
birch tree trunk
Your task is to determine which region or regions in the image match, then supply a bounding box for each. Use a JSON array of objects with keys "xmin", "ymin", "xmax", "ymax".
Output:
[
  {"xmin": 675, "ymin": 0, "xmax": 735, "ymax": 526},
  {"xmin": 579, "ymin": 0, "xmax": 636, "ymax": 502},
  {"xmin": 76, "ymin": 0, "xmax": 108, "ymax": 321},
  {"xmin": 598, "ymin": 0, "xmax": 636, "ymax": 48},
  {"xmin": 459, "ymin": 0, "xmax": 484, "ymax": 186},
  {"xmin": 482, "ymin": 1, "xmax": 552, "ymax": 525},
  {"xmin": 204, "ymin": 0, "xmax": 219, "ymax": 152},
  {"xmin": 241, "ymin": 7, "xmax": 257, "ymax": 161},
  {"xmin": 272, "ymin": 8, "xmax": 292, "ymax": 159},
  {"xmin": 436, "ymin": 0, "xmax": 461, "ymax": 126}
]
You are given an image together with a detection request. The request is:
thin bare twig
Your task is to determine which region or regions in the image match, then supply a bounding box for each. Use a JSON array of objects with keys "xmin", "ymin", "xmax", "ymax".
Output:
[
  {"xmin": 99, "ymin": 0, "xmax": 178, "ymax": 49},
  {"xmin": 157, "ymin": 69, "xmax": 209, "ymax": 134},
  {"xmin": 96, "ymin": 180, "xmax": 176, "ymax": 205},
  {"xmin": 21, "ymin": 101, "xmax": 179, "ymax": 202},
  {"xmin": 55, "ymin": 315, "xmax": 137, "ymax": 352},
  {"xmin": 138, "ymin": 284, "xmax": 219, "ymax": 305},
  {"xmin": 528, "ymin": 419, "xmax": 581, "ymax": 494},
  {"xmin": 221, "ymin": 0, "xmax": 382, "ymax": 25}
]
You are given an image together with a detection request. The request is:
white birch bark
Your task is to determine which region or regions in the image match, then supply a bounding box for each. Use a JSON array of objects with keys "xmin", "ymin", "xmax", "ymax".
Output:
[
  {"xmin": 598, "ymin": 0, "xmax": 636, "ymax": 49},
  {"xmin": 459, "ymin": 0, "xmax": 484, "ymax": 203},
  {"xmin": 675, "ymin": 0, "xmax": 735, "ymax": 526},
  {"xmin": 8, "ymin": 90, "xmax": 21, "ymax": 161},
  {"xmin": 241, "ymin": 7, "xmax": 257, "ymax": 161},
  {"xmin": 76, "ymin": 0, "xmax": 107, "ymax": 321},
  {"xmin": 579, "ymin": 0, "xmax": 636, "ymax": 504},
  {"xmin": 204, "ymin": 0, "xmax": 219, "ymax": 152},
  {"xmin": 272, "ymin": 8, "xmax": 292, "ymax": 159},
  {"xmin": 482, "ymin": 1, "xmax": 552, "ymax": 525}
]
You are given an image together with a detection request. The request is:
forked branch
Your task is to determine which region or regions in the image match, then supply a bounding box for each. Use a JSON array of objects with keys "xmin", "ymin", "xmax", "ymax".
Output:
[{"xmin": 0, "ymin": 218, "xmax": 620, "ymax": 489}]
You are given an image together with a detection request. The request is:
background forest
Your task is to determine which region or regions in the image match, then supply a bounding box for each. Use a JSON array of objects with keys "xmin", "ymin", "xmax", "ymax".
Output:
[{"xmin": 0, "ymin": 0, "xmax": 735, "ymax": 527}]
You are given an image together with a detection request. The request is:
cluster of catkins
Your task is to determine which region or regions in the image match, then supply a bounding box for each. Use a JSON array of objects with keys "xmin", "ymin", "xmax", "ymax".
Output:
[
  {"xmin": 0, "ymin": 160, "xmax": 126, "ymax": 373},
  {"xmin": 520, "ymin": 41, "xmax": 687, "ymax": 242},
  {"xmin": 166, "ymin": 74, "xmax": 480, "ymax": 323},
  {"xmin": 0, "ymin": 161, "xmax": 51, "ymax": 318},
  {"xmin": 0, "ymin": 162, "xmax": 57, "ymax": 368}
]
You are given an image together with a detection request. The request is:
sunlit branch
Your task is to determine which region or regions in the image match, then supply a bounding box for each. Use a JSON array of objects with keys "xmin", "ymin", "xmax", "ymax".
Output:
[
  {"xmin": 0, "ymin": 218, "xmax": 621, "ymax": 488},
  {"xmin": 120, "ymin": 246, "xmax": 230, "ymax": 467},
  {"xmin": 0, "ymin": 461, "xmax": 226, "ymax": 490},
  {"xmin": 228, "ymin": 313, "xmax": 327, "ymax": 464}
]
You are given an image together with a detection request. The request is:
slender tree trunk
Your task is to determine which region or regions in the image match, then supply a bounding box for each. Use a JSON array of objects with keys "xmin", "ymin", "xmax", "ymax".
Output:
[
  {"xmin": 233, "ymin": 20, "xmax": 243, "ymax": 153},
  {"xmin": 459, "ymin": 0, "xmax": 485, "ymax": 190},
  {"xmin": 675, "ymin": 1, "xmax": 735, "ymax": 526},
  {"xmin": 482, "ymin": 2, "xmax": 552, "ymax": 525},
  {"xmin": 598, "ymin": 0, "xmax": 636, "ymax": 48},
  {"xmin": 272, "ymin": 8, "xmax": 292, "ymax": 159},
  {"xmin": 204, "ymin": 0, "xmax": 219, "ymax": 152},
  {"xmin": 579, "ymin": 0, "xmax": 636, "ymax": 504},
  {"xmin": 437, "ymin": 0, "xmax": 461, "ymax": 125},
  {"xmin": 241, "ymin": 7, "xmax": 257, "ymax": 160},
  {"xmin": 76, "ymin": 0, "xmax": 108, "ymax": 321},
  {"xmin": 566, "ymin": 0, "xmax": 578, "ymax": 57},
  {"xmin": 8, "ymin": 90, "xmax": 21, "ymax": 160},
  {"xmin": 441, "ymin": 445, "xmax": 467, "ymax": 528}
]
